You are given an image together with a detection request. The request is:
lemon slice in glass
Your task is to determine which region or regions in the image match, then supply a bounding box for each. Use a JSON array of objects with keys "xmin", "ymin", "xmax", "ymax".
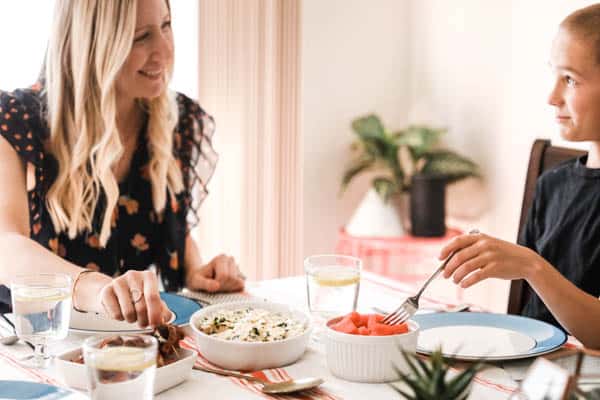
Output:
[
  {"xmin": 13, "ymin": 287, "xmax": 71, "ymax": 302},
  {"xmin": 314, "ymin": 270, "xmax": 360, "ymax": 287},
  {"xmin": 93, "ymin": 347, "xmax": 155, "ymax": 372}
]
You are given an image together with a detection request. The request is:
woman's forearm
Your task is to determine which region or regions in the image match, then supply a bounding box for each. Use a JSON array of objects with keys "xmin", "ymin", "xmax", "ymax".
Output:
[
  {"xmin": 527, "ymin": 259, "xmax": 600, "ymax": 349},
  {"xmin": 183, "ymin": 233, "xmax": 202, "ymax": 285},
  {"xmin": 0, "ymin": 232, "xmax": 111, "ymax": 312}
]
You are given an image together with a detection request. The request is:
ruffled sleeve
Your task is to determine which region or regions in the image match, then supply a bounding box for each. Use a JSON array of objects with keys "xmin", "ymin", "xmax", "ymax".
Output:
[
  {"xmin": 0, "ymin": 90, "xmax": 44, "ymax": 168},
  {"xmin": 0, "ymin": 89, "xmax": 49, "ymax": 241},
  {"xmin": 156, "ymin": 93, "xmax": 218, "ymax": 292},
  {"xmin": 175, "ymin": 93, "xmax": 218, "ymax": 229}
]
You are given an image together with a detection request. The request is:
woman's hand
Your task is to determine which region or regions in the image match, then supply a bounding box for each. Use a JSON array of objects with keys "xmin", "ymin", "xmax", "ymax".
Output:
[
  {"xmin": 439, "ymin": 232, "xmax": 545, "ymax": 288},
  {"xmin": 98, "ymin": 270, "xmax": 172, "ymax": 328},
  {"xmin": 185, "ymin": 254, "xmax": 245, "ymax": 293}
]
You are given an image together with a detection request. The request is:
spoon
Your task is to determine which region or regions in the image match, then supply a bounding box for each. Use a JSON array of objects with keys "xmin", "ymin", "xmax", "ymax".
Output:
[
  {"xmin": 193, "ymin": 365, "xmax": 324, "ymax": 394},
  {"xmin": 0, "ymin": 313, "xmax": 34, "ymax": 349},
  {"xmin": 0, "ymin": 335, "xmax": 18, "ymax": 345}
]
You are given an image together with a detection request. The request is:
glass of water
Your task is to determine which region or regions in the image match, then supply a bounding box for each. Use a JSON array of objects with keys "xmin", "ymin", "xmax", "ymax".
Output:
[
  {"xmin": 83, "ymin": 335, "xmax": 157, "ymax": 400},
  {"xmin": 305, "ymin": 254, "xmax": 361, "ymax": 324},
  {"xmin": 11, "ymin": 273, "xmax": 72, "ymax": 368}
]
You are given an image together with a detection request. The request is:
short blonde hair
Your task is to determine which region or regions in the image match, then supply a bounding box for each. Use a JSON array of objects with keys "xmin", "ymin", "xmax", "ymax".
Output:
[
  {"xmin": 45, "ymin": 0, "xmax": 183, "ymax": 247},
  {"xmin": 561, "ymin": 4, "xmax": 600, "ymax": 64}
]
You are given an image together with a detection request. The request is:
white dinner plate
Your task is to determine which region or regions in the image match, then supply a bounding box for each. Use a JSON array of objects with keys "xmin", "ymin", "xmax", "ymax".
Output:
[
  {"xmin": 412, "ymin": 312, "xmax": 567, "ymax": 361},
  {"xmin": 0, "ymin": 380, "xmax": 86, "ymax": 399},
  {"xmin": 70, "ymin": 292, "xmax": 201, "ymax": 334}
]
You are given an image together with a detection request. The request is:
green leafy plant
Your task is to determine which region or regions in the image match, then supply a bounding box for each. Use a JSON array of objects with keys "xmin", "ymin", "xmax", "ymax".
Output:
[
  {"xmin": 341, "ymin": 114, "xmax": 481, "ymax": 202},
  {"xmin": 390, "ymin": 348, "xmax": 484, "ymax": 400}
]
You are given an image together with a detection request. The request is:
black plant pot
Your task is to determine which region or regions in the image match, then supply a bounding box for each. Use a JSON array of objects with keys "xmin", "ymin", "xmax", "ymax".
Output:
[{"xmin": 410, "ymin": 173, "xmax": 446, "ymax": 237}]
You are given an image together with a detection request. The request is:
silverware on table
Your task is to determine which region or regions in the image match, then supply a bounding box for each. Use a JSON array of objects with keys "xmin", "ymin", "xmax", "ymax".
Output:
[
  {"xmin": 193, "ymin": 365, "xmax": 324, "ymax": 394},
  {"xmin": 0, "ymin": 313, "xmax": 34, "ymax": 350},
  {"xmin": 381, "ymin": 251, "xmax": 456, "ymax": 326},
  {"xmin": 0, "ymin": 335, "xmax": 19, "ymax": 345},
  {"xmin": 372, "ymin": 303, "xmax": 471, "ymax": 316},
  {"xmin": 381, "ymin": 229, "xmax": 480, "ymax": 326}
]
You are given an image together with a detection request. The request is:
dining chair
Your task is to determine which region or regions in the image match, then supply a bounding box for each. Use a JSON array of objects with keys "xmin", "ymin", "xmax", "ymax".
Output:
[{"xmin": 507, "ymin": 139, "xmax": 586, "ymax": 315}]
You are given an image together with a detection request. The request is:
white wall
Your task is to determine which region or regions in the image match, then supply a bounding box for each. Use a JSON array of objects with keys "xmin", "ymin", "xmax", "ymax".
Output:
[
  {"xmin": 0, "ymin": 1, "xmax": 54, "ymax": 90},
  {"xmin": 302, "ymin": 0, "xmax": 600, "ymax": 311},
  {"xmin": 407, "ymin": 0, "xmax": 513, "ymax": 239},
  {"xmin": 302, "ymin": 0, "xmax": 411, "ymax": 257}
]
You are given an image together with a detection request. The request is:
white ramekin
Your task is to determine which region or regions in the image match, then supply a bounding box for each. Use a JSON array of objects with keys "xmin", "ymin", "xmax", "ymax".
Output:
[{"xmin": 323, "ymin": 317, "xmax": 419, "ymax": 383}]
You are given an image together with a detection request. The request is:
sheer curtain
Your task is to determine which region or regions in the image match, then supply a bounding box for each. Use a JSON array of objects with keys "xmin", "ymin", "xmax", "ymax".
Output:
[{"xmin": 194, "ymin": 0, "xmax": 303, "ymax": 280}]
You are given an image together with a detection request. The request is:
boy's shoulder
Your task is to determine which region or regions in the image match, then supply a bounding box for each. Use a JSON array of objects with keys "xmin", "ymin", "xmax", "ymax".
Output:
[{"xmin": 537, "ymin": 156, "xmax": 580, "ymax": 188}]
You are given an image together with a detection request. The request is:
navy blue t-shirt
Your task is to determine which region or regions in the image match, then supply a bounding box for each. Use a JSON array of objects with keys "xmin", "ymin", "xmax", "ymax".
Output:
[{"xmin": 519, "ymin": 155, "xmax": 600, "ymax": 331}]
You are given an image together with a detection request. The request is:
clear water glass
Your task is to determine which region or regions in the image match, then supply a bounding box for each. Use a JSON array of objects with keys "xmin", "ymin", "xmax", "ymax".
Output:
[
  {"xmin": 11, "ymin": 273, "xmax": 72, "ymax": 368},
  {"xmin": 305, "ymin": 254, "xmax": 361, "ymax": 325},
  {"xmin": 83, "ymin": 334, "xmax": 157, "ymax": 400}
]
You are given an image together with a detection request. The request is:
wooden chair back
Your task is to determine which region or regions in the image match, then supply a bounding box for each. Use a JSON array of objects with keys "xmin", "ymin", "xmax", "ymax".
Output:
[{"xmin": 507, "ymin": 139, "xmax": 586, "ymax": 314}]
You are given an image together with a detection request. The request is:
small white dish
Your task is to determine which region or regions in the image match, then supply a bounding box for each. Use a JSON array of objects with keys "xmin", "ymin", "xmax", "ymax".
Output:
[
  {"xmin": 70, "ymin": 310, "xmax": 176, "ymax": 334},
  {"xmin": 69, "ymin": 292, "xmax": 201, "ymax": 334},
  {"xmin": 190, "ymin": 301, "xmax": 311, "ymax": 370},
  {"xmin": 323, "ymin": 317, "xmax": 419, "ymax": 383},
  {"xmin": 55, "ymin": 346, "xmax": 197, "ymax": 394}
]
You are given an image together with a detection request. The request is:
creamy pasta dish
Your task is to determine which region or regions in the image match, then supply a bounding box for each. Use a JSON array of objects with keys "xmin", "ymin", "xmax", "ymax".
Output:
[{"xmin": 196, "ymin": 307, "xmax": 305, "ymax": 342}]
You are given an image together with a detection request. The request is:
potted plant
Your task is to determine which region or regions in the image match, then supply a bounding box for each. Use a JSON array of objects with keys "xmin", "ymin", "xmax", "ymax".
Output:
[
  {"xmin": 391, "ymin": 348, "xmax": 484, "ymax": 400},
  {"xmin": 341, "ymin": 114, "xmax": 480, "ymax": 237}
]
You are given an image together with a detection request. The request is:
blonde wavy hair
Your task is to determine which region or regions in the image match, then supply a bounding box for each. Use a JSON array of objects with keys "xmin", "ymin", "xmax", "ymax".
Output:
[{"xmin": 45, "ymin": 0, "xmax": 183, "ymax": 247}]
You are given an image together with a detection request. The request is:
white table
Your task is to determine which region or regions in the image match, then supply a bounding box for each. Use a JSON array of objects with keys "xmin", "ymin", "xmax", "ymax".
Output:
[{"xmin": 0, "ymin": 272, "xmax": 560, "ymax": 399}]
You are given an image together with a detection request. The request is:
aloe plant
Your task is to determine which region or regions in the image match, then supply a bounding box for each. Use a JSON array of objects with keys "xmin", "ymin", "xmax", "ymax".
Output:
[
  {"xmin": 390, "ymin": 348, "xmax": 484, "ymax": 400},
  {"xmin": 341, "ymin": 114, "xmax": 480, "ymax": 202}
]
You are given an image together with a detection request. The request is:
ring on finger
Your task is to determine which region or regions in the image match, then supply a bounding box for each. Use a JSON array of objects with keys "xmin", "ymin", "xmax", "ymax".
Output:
[
  {"xmin": 468, "ymin": 229, "xmax": 480, "ymax": 235},
  {"xmin": 130, "ymin": 288, "xmax": 143, "ymax": 304}
]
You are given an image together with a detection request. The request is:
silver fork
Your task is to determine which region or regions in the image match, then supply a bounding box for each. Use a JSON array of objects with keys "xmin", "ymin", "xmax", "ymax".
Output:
[{"xmin": 381, "ymin": 251, "xmax": 456, "ymax": 326}]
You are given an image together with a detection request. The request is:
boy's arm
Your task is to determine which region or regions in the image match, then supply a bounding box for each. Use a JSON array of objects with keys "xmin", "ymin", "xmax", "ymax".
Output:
[{"xmin": 440, "ymin": 233, "xmax": 600, "ymax": 349}]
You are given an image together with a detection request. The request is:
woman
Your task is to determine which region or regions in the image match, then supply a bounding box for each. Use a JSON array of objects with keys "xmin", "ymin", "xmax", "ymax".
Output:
[
  {"xmin": 0, "ymin": 0, "xmax": 244, "ymax": 328},
  {"xmin": 441, "ymin": 4, "xmax": 600, "ymax": 349}
]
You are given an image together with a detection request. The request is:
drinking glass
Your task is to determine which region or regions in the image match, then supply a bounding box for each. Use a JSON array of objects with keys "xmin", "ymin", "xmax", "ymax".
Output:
[
  {"xmin": 304, "ymin": 254, "xmax": 361, "ymax": 325},
  {"xmin": 11, "ymin": 273, "xmax": 72, "ymax": 368},
  {"xmin": 83, "ymin": 334, "xmax": 157, "ymax": 400}
]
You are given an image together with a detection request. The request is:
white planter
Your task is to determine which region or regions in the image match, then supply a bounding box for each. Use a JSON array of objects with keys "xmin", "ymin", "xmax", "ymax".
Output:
[{"xmin": 346, "ymin": 189, "xmax": 410, "ymax": 237}]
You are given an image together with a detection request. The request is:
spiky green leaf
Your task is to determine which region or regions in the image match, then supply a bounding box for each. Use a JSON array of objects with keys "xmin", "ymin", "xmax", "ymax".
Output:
[
  {"xmin": 401, "ymin": 350, "xmax": 427, "ymax": 382},
  {"xmin": 389, "ymin": 383, "xmax": 417, "ymax": 400},
  {"xmin": 445, "ymin": 362, "xmax": 483, "ymax": 398},
  {"xmin": 414, "ymin": 355, "xmax": 434, "ymax": 380},
  {"xmin": 390, "ymin": 347, "xmax": 483, "ymax": 400}
]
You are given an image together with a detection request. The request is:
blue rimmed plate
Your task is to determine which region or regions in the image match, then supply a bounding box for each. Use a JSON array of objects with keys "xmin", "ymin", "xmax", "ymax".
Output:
[
  {"xmin": 412, "ymin": 312, "xmax": 566, "ymax": 361},
  {"xmin": 70, "ymin": 292, "xmax": 202, "ymax": 334},
  {"xmin": 0, "ymin": 380, "xmax": 86, "ymax": 399}
]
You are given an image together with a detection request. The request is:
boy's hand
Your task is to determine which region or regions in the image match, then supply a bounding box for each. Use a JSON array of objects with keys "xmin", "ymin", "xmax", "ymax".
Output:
[{"xmin": 439, "ymin": 232, "xmax": 544, "ymax": 288}]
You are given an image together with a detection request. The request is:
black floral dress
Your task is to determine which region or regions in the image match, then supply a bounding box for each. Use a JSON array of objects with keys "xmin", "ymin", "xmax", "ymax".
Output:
[{"xmin": 0, "ymin": 84, "xmax": 217, "ymax": 305}]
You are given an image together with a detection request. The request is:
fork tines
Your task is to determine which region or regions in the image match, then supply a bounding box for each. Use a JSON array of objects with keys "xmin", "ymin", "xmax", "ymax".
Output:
[{"xmin": 381, "ymin": 300, "xmax": 416, "ymax": 326}]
